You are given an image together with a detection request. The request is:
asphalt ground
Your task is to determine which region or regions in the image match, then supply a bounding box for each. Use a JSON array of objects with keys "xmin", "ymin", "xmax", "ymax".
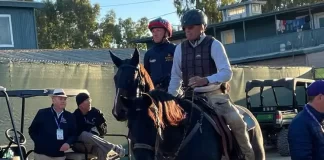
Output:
[{"xmin": 265, "ymin": 146, "xmax": 291, "ymax": 160}]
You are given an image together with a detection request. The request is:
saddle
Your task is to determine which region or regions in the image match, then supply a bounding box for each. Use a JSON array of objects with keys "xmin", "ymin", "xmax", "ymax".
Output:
[{"xmin": 184, "ymin": 93, "xmax": 255, "ymax": 160}]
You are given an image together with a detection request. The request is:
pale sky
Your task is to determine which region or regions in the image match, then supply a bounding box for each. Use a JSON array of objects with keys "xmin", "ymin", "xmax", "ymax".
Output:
[
  {"xmin": 33, "ymin": 0, "xmax": 182, "ymax": 26},
  {"xmin": 91, "ymin": 0, "xmax": 181, "ymax": 27}
]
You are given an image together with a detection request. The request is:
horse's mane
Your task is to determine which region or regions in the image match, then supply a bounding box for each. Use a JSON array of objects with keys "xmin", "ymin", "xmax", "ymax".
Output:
[
  {"xmin": 147, "ymin": 90, "xmax": 186, "ymax": 129},
  {"xmin": 139, "ymin": 63, "xmax": 155, "ymax": 92}
]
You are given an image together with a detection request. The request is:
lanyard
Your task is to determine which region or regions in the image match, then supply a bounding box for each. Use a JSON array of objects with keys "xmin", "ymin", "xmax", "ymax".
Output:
[
  {"xmin": 84, "ymin": 117, "xmax": 88, "ymax": 123},
  {"xmin": 305, "ymin": 105, "xmax": 324, "ymax": 132},
  {"xmin": 51, "ymin": 108, "xmax": 64, "ymax": 129}
]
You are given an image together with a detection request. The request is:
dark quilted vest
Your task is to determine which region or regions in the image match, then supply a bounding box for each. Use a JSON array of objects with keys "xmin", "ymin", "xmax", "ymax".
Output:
[{"xmin": 181, "ymin": 36, "xmax": 217, "ymax": 87}]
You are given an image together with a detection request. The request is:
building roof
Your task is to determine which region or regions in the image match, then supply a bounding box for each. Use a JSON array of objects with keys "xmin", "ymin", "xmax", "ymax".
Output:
[
  {"xmin": 1, "ymin": 45, "xmax": 322, "ymax": 66},
  {"xmin": 0, "ymin": 48, "xmax": 146, "ymax": 65},
  {"xmin": 0, "ymin": 1, "xmax": 44, "ymax": 9},
  {"xmin": 218, "ymin": 0, "xmax": 267, "ymax": 11},
  {"xmin": 132, "ymin": 1, "xmax": 324, "ymax": 43}
]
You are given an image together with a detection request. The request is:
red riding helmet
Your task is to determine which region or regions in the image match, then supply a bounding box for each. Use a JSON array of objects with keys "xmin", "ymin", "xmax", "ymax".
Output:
[{"xmin": 148, "ymin": 17, "xmax": 173, "ymax": 37}]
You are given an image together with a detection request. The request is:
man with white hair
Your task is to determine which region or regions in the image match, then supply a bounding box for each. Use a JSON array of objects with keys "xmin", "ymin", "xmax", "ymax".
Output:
[
  {"xmin": 168, "ymin": 9, "xmax": 255, "ymax": 160},
  {"xmin": 29, "ymin": 89, "xmax": 77, "ymax": 160}
]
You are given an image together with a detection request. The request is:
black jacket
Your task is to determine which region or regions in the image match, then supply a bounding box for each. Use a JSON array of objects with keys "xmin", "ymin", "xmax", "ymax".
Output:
[
  {"xmin": 144, "ymin": 41, "xmax": 176, "ymax": 90},
  {"xmin": 28, "ymin": 106, "xmax": 77, "ymax": 157},
  {"xmin": 73, "ymin": 107, "xmax": 107, "ymax": 137}
]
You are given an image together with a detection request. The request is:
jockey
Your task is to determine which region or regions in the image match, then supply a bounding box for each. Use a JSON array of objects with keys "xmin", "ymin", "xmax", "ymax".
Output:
[
  {"xmin": 144, "ymin": 17, "xmax": 176, "ymax": 91},
  {"xmin": 167, "ymin": 9, "xmax": 255, "ymax": 160}
]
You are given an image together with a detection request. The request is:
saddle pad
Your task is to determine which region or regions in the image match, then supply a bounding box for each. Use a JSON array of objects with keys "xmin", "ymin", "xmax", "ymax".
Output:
[
  {"xmin": 236, "ymin": 107, "xmax": 256, "ymax": 131},
  {"xmin": 186, "ymin": 95, "xmax": 256, "ymax": 131}
]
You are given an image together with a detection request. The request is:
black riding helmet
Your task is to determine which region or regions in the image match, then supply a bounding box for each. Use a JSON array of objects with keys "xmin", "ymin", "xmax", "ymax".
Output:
[{"xmin": 181, "ymin": 9, "xmax": 208, "ymax": 30}]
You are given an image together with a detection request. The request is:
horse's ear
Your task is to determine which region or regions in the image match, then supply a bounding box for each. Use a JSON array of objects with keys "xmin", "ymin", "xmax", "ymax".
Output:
[
  {"xmin": 142, "ymin": 93, "xmax": 153, "ymax": 107},
  {"xmin": 109, "ymin": 50, "xmax": 123, "ymax": 67},
  {"xmin": 131, "ymin": 48, "xmax": 140, "ymax": 66}
]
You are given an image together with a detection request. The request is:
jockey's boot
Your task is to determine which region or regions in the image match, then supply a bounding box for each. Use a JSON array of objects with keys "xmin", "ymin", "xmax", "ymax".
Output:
[{"xmin": 206, "ymin": 93, "xmax": 255, "ymax": 160}]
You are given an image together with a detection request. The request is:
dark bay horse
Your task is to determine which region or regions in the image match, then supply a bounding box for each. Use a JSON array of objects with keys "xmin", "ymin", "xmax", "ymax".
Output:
[{"xmin": 110, "ymin": 48, "xmax": 265, "ymax": 160}]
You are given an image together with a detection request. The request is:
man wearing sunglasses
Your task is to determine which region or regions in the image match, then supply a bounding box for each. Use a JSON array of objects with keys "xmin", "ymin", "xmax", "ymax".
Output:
[{"xmin": 168, "ymin": 9, "xmax": 254, "ymax": 160}]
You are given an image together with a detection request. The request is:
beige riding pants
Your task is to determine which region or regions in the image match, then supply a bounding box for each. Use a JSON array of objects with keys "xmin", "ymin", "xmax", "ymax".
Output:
[
  {"xmin": 73, "ymin": 131, "xmax": 115, "ymax": 160},
  {"xmin": 34, "ymin": 153, "xmax": 65, "ymax": 160},
  {"xmin": 202, "ymin": 91, "xmax": 255, "ymax": 160}
]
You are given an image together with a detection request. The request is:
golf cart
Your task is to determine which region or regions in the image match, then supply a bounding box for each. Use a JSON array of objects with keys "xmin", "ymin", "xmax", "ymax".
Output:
[
  {"xmin": 0, "ymin": 86, "xmax": 26, "ymax": 160},
  {"xmin": 0, "ymin": 88, "xmax": 132, "ymax": 160},
  {"xmin": 245, "ymin": 78, "xmax": 314, "ymax": 156}
]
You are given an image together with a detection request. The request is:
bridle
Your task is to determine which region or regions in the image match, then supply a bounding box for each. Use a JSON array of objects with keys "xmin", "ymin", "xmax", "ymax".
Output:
[
  {"xmin": 117, "ymin": 64, "xmax": 145, "ymax": 99},
  {"xmin": 117, "ymin": 64, "xmax": 203, "ymax": 160}
]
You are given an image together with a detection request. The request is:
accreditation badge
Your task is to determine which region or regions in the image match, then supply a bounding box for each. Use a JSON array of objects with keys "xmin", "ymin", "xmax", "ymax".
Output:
[{"xmin": 56, "ymin": 129, "xmax": 64, "ymax": 140}]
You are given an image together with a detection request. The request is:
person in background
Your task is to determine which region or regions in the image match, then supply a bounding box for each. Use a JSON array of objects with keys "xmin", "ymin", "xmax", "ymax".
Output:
[
  {"xmin": 72, "ymin": 92, "xmax": 125, "ymax": 159},
  {"xmin": 29, "ymin": 89, "xmax": 77, "ymax": 160},
  {"xmin": 288, "ymin": 80, "xmax": 324, "ymax": 160},
  {"xmin": 144, "ymin": 17, "xmax": 176, "ymax": 91}
]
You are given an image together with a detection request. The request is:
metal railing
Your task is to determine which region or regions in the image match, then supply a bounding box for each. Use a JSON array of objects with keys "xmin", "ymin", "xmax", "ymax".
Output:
[{"xmin": 225, "ymin": 28, "xmax": 324, "ymax": 59}]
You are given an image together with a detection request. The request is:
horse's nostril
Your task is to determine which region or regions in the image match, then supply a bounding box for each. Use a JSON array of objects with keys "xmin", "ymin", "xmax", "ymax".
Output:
[{"xmin": 119, "ymin": 95, "xmax": 127, "ymax": 99}]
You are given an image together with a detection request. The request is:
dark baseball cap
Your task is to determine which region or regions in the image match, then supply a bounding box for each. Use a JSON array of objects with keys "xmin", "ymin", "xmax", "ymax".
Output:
[{"xmin": 307, "ymin": 80, "xmax": 324, "ymax": 96}]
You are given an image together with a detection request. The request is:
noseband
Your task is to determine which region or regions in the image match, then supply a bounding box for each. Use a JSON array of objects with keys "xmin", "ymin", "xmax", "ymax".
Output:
[{"xmin": 118, "ymin": 64, "xmax": 145, "ymax": 98}]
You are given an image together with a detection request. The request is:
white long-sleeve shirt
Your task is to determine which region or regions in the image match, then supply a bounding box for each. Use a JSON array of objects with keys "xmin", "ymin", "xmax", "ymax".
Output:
[{"xmin": 168, "ymin": 35, "xmax": 233, "ymax": 96}]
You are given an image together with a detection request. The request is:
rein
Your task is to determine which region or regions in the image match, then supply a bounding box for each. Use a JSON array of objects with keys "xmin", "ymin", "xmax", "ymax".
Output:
[
  {"xmin": 121, "ymin": 64, "xmax": 204, "ymax": 160},
  {"xmin": 134, "ymin": 87, "xmax": 205, "ymax": 160}
]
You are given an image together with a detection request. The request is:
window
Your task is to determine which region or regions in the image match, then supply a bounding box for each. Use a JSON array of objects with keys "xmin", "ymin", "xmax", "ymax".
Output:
[
  {"xmin": 228, "ymin": 6, "xmax": 245, "ymax": 16},
  {"xmin": 314, "ymin": 13, "xmax": 324, "ymax": 29},
  {"xmin": 252, "ymin": 4, "xmax": 261, "ymax": 14},
  {"xmin": 221, "ymin": 29, "xmax": 235, "ymax": 45},
  {"xmin": 319, "ymin": 17, "xmax": 324, "ymax": 28},
  {"xmin": 0, "ymin": 15, "xmax": 14, "ymax": 47}
]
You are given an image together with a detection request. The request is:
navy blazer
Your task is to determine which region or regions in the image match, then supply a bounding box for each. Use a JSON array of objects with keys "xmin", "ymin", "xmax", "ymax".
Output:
[{"xmin": 288, "ymin": 104, "xmax": 324, "ymax": 160}]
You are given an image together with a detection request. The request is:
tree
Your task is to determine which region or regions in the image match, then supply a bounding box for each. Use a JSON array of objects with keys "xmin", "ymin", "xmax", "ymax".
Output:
[
  {"xmin": 36, "ymin": 0, "xmax": 150, "ymax": 49},
  {"xmin": 94, "ymin": 10, "xmax": 119, "ymax": 48},
  {"xmin": 36, "ymin": 0, "xmax": 101, "ymax": 49},
  {"xmin": 262, "ymin": 0, "xmax": 324, "ymax": 12},
  {"xmin": 115, "ymin": 17, "xmax": 149, "ymax": 49},
  {"xmin": 173, "ymin": 0, "xmax": 235, "ymax": 24}
]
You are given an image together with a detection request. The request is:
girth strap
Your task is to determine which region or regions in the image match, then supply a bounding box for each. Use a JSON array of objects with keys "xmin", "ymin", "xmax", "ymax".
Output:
[
  {"xmin": 180, "ymin": 121, "xmax": 201, "ymax": 149},
  {"xmin": 133, "ymin": 143, "xmax": 155, "ymax": 151},
  {"xmin": 132, "ymin": 121, "xmax": 202, "ymax": 156}
]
